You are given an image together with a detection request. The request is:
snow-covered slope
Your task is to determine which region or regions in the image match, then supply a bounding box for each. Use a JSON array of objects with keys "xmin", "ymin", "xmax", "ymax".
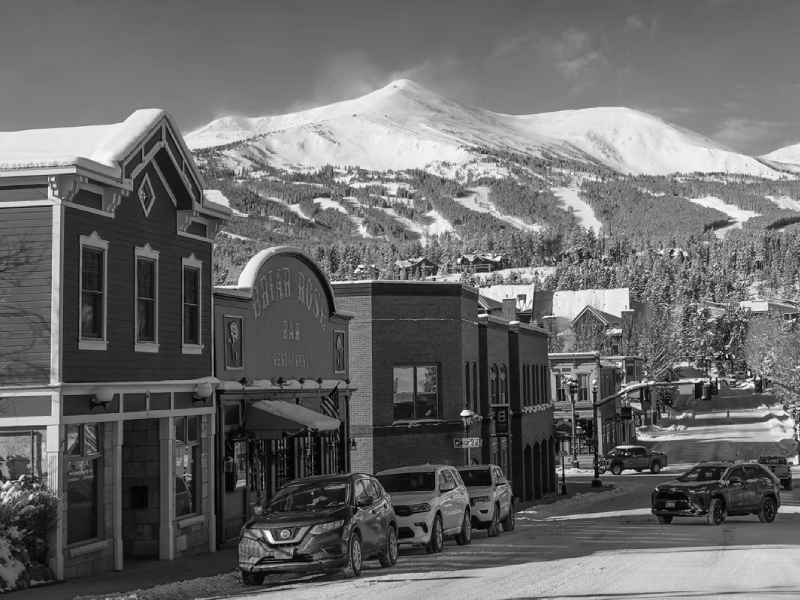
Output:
[
  {"xmin": 187, "ymin": 79, "xmax": 782, "ymax": 178},
  {"xmin": 761, "ymin": 142, "xmax": 800, "ymax": 165}
]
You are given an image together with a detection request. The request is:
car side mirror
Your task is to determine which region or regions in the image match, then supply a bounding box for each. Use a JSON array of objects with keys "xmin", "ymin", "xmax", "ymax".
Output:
[
  {"xmin": 729, "ymin": 476, "xmax": 742, "ymax": 485},
  {"xmin": 439, "ymin": 484, "xmax": 454, "ymax": 493},
  {"xmin": 357, "ymin": 496, "xmax": 373, "ymax": 508},
  {"xmin": 253, "ymin": 505, "xmax": 264, "ymax": 516}
]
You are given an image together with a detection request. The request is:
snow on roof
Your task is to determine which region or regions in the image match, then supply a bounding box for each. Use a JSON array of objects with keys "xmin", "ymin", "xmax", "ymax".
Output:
[
  {"xmin": 552, "ymin": 289, "xmax": 631, "ymax": 322},
  {"xmin": 204, "ymin": 189, "xmax": 248, "ymax": 218},
  {"xmin": 0, "ymin": 109, "xmax": 176, "ymax": 177}
]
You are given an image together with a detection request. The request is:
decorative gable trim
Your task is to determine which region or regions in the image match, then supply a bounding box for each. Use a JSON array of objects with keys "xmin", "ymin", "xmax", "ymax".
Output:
[
  {"xmin": 137, "ymin": 173, "xmax": 156, "ymax": 217},
  {"xmin": 48, "ymin": 174, "xmax": 124, "ymax": 216}
]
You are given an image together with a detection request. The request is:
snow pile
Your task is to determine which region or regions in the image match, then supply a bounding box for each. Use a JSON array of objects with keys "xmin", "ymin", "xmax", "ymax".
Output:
[
  {"xmin": 71, "ymin": 571, "xmax": 247, "ymax": 600},
  {"xmin": 518, "ymin": 485, "xmax": 630, "ymax": 521},
  {"xmin": 186, "ymin": 79, "xmax": 784, "ymax": 178}
]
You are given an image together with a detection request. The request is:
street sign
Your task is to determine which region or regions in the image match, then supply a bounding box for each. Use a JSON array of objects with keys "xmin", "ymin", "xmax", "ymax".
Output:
[
  {"xmin": 559, "ymin": 450, "xmax": 568, "ymax": 457},
  {"xmin": 454, "ymin": 438, "xmax": 482, "ymax": 448}
]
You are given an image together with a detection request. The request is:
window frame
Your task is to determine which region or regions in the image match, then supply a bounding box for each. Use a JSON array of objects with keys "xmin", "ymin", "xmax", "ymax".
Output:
[
  {"xmin": 181, "ymin": 254, "xmax": 203, "ymax": 354},
  {"xmin": 78, "ymin": 232, "xmax": 109, "ymax": 351},
  {"xmin": 65, "ymin": 423, "xmax": 103, "ymax": 546},
  {"xmin": 135, "ymin": 244, "xmax": 160, "ymax": 352},
  {"xmin": 392, "ymin": 363, "xmax": 441, "ymax": 422},
  {"xmin": 175, "ymin": 415, "xmax": 201, "ymax": 519}
]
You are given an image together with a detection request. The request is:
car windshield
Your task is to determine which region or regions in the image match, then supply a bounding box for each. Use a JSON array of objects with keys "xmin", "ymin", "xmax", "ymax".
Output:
[
  {"xmin": 759, "ymin": 457, "xmax": 785, "ymax": 465},
  {"xmin": 677, "ymin": 466, "xmax": 726, "ymax": 482},
  {"xmin": 265, "ymin": 482, "xmax": 349, "ymax": 513},
  {"xmin": 377, "ymin": 472, "xmax": 436, "ymax": 493},
  {"xmin": 457, "ymin": 469, "xmax": 492, "ymax": 487}
]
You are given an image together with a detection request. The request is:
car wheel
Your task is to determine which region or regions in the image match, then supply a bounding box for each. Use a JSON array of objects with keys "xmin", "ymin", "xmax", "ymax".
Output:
[
  {"xmin": 241, "ymin": 571, "xmax": 265, "ymax": 586},
  {"xmin": 426, "ymin": 514, "xmax": 444, "ymax": 554},
  {"xmin": 378, "ymin": 526, "xmax": 398, "ymax": 568},
  {"xmin": 706, "ymin": 497, "xmax": 726, "ymax": 526},
  {"xmin": 341, "ymin": 532, "xmax": 363, "ymax": 578},
  {"xmin": 502, "ymin": 502, "xmax": 516, "ymax": 532},
  {"xmin": 758, "ymin": 496, "xmax": 777, "ymax": 523},
  {"xmin": 488, "ymin": 505, "xmax": 501, "ymax": 537},
  {"xmin": 657, "ymin": 515, "xmax": 673, "ymax": 524},
  {"xmin": 650, "ymin": 462, "xmax": 661, "ymax": 474},
  {"xmin": 611, "ymin": 463, "xmax": 623, "ymax": 476},
  {"xmin": 455, "ymin": 509, "xmax": 472, "ymax": 545}
]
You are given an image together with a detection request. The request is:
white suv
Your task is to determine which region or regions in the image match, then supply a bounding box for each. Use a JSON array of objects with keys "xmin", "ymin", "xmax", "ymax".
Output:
[
  {"xmin": 457, "ymin": 464, "xmax": 515, "ymax": 536},
  {"xmin": 376, "ymin": 465, "xmax": 471, "ymax": 553}
]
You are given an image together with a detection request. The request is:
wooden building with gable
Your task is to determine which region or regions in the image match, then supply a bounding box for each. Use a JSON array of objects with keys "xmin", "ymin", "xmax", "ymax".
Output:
[{"xmin": 0, "ymin": 110, "xmax": 231, "ymax": 579}]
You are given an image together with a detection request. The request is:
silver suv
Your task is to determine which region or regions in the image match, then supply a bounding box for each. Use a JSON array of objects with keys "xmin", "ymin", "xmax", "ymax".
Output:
[
  {"xmin": 377, "ymin": 464, "xmax": 471, "ymax": 553},
  {"xmin": 457, "ymin": 464, "xmax": 515, "ymax": 536}
]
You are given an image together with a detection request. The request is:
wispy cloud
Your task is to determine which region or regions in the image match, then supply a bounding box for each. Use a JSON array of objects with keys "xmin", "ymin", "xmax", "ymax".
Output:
[
  {"xmin": 623, "ymin": 12, "xmax": 662, "ymax": 40},
  {"xmin": 711, "ymin": 118, "xmax": 791, "ymax": 148},
  {"xmin": 541, "ymin": 27, "xmax": 609, "ymax": 94},
  {"xmin": 287, "ymin": 52, "xmax": 466, "ymax": 113}
]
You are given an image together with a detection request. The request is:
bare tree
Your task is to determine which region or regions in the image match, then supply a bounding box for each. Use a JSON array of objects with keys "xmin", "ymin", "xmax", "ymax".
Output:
[{"xmin": 743, "ymin": 312, "xmax": 800, "ymax": 402}]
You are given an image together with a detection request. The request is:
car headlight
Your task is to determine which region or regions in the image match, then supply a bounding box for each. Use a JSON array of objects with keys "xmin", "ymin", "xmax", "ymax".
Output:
[
  {"xmin": 309, "ymin": 520, "xmax": 344, "ymax": 534},
  {"xmin": 687, "ymin": 487, "xmax": 708, "ymax": 494},
  {"xmin": 407, "ymin": 503, "xmax": 432, "ymax": 513},
  {"xmin": 471, "ymin": 496, "xmax": 490, "ymax": 503}
]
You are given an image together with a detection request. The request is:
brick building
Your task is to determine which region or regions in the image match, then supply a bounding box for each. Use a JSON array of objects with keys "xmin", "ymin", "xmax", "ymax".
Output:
[
  {"xmin": 0, "ymin": 110, "xmax": 230, "ymax": 578},
  {"xmin": 333, "ymin": 281, "xmax": 556, "ymax": 502}
]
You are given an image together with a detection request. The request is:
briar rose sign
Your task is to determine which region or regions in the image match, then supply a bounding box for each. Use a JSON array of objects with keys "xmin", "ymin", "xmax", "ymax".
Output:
[{"xmin": 213, "ymin": 247, "xmax": 351, "ymax": 382}]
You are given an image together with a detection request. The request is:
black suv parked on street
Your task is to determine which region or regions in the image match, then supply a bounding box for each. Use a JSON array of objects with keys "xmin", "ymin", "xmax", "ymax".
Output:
[{"xmin": 651, "ymin": 461, "xmax": 781, "ymax": 526}]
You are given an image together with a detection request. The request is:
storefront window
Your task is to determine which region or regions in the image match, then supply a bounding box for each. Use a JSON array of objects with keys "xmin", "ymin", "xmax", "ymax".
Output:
[
  {"xmin": 66, "ymin": 424, "xmax": 101, "ymax": 545},
  {"xmin": 175, "ymin": 416, "xmax": 199, "ymax": 517},
  {"xmin": 393, "ymin": 365, "xmax": 439, "ymax": 421}
]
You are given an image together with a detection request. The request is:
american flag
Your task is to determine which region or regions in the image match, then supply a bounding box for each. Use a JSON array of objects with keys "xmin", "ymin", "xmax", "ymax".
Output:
[{"xmin": 321, "ymin": 385, "xmax": 340, "ymax": 420}]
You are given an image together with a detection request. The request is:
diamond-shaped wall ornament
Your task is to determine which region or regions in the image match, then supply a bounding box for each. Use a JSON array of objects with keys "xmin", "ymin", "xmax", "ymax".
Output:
[{"xmin": 138, "ymin": 175, "xmax": 155, "ymax": 216}]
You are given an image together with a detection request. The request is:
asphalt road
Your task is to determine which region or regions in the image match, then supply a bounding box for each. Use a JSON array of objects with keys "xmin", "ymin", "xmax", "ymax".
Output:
[{"xmin": 232, "ymin": 471, "xmax": 800, "ymax": 599}]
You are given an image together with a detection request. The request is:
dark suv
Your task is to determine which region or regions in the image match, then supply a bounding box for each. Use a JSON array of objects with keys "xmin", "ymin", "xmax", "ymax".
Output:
[
  {"xmin": 238, "ymin": 473, "xmax": 398, "ymax": 585},
  {"xmin": 651, "ymin": 461, "xmax": 781, "ymax": 526}
]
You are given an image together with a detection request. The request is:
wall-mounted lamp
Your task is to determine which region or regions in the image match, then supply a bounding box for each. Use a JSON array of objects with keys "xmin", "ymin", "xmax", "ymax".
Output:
[
  {"xmin": 90, "ymin": 387, "xmax": 114, "ymax": 411},
  {"xmin": 350, "ymin": 437, "xmax": 357, "ymax": 450},
  {"xmin": 298, "ymin": 377, "xmax": 305, "ymax": 385},
  {"xmin": 193, "ymin": 381, "xmax": 214, "ymax": 405},
  {"xmin": 239, "ymin": 377, "xmax": 252, "ymax": 387},
  {"xmin": 316, "ymin": 377, "xmax": 323, "ymax": 385},
  {"xmin": 345, "ymin": 378, "xmax": 351, "ymax": 385},
  {"xmin": 275, "ymin": 377, "xmax": 285, "ymax": 386}
]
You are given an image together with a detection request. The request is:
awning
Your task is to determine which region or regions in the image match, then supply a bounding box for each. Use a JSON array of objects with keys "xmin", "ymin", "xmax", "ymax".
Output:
[{"xmin": 246, "ymin": 400, "xmax": 341, "ymax": 440}]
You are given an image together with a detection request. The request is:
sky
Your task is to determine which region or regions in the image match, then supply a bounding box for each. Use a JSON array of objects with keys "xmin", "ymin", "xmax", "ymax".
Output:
[{"xmin": 1, "ymin": 0, "xmax": 799, "ymax": 156}]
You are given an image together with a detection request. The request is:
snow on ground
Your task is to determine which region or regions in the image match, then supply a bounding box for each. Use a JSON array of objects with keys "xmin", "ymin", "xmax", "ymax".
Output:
[
  {"xmin": 455, "ymin": 187, "xmax": 542, "ymax": 233},
  {"xmin": 379, "ymin": 206, "xmax": 426, "ymax": 240},
  {"xmin": 219, "ymin": 231, "xmax": 253, "ymax": 241},
  {"xmin": 435, "ymin": 266, "xmax": 557, "ymax": 284},
  {"xmin": 312, "ymin": 197, "xmax": 347, "ymax": 213},
  {"xmin": 423, "ymin": 208, "xmax": 456, "ymax": 237},
  {"xmin": 765, "ymin": 194, "xmax": 800, "ymax": 211},
  {"xmin": 641, "ymin": 390, "xmax": 796, "ymax": 463},
  {"xmin": 265, "ymin": 196, "xmax": 313, "ymax": 222},
  {"xmin": 203, "ymin": 189, "xmax": 248, "ymax": 217},
  {"xmin": 551, "ymin": 186, "xmax": 602, "ymax": 233},
  {"xmin": 688, "ymin": 195, "xmax": 760, "ymax": 238}
]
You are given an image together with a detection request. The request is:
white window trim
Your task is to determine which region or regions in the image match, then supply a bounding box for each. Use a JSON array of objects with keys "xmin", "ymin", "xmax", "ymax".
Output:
[
  {"xmin": 137, "ymin": 173, "xmax": 156, "ymax": 217},
  {"xmin": 79, "ymin": 232, "xmax": 109, "ymax": 351},
  {"xmin": 181, "ymin": 254, "xmax": 203, "ymax": 355},
  {"xmin": 135, "ymin": 243, "xmax": 160, "ymax": 353}
]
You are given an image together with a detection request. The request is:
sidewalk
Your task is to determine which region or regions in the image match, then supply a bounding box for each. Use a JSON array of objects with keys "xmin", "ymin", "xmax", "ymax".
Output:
[{"xmin": 17, "ymin": 482, "xmax": 614, "ymax": 600}]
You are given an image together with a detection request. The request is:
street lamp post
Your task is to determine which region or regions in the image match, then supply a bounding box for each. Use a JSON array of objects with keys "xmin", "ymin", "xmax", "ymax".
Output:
[
  {"xmin": 460, "ymin": 405, "xmax": 475, "ymax": 464},
  {"xmin": 568, "ymin": 378, "xmax": 579, "ymax": 469},
  {"xmin": 591, "ymin": 380, "xmax": 602, "ymax": 488}
]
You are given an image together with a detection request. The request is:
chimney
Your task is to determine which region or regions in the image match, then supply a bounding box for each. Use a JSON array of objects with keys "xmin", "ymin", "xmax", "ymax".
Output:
[{"xmin": 502, "ymin": 298, "xmax": 517, "ymax": 321}]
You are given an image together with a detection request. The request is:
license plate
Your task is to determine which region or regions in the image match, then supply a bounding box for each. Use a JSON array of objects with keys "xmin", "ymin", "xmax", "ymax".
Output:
[
  {"xmin": 666, "ymin": 501, "xmax": 675, "ymax": 508},
  {"xmin": 273, "ymin": 548, "xmax": 293, "ymax": 560}
]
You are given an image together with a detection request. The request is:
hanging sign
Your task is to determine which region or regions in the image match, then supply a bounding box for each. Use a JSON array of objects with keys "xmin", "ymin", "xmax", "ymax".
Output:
[{"xmin": 491, "ymin": 405, "xmax": 509, "ymax": 436}]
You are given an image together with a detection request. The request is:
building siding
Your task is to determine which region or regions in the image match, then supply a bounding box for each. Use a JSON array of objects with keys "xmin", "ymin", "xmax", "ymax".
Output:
[
  {"xmin": 61, "ymin": 163, "xmax": 213, "ymax": 383},
  {"xmin": 0, "ymin": 206, "xmax": 52, "ymax": 384}
]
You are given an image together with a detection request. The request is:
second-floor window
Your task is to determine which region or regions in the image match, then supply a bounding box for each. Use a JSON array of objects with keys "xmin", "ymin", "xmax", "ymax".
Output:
[
  {"xmin": 182, "ymin": 254, "xmax": 202, "ymax": 353},
  {"xmin": 135, "ymin": 244, "xmax": 160, "ymax": 351},
  {"xmin": 393, "ymin": 365, "xmax": 439, "ymax": 421},
  {"xmin": 79, "ymin": 232, "xmax": 109, "ymax": 351}
]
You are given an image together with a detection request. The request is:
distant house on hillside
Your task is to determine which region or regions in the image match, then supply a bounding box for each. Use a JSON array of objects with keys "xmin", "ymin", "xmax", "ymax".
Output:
[
  {"xmin": 739, "ymin": 299, "xmax": 799, "ymax": 322},
  {"xmin": 394, "ymin": 257, "xmax": 438, "ymax": 279},
  {"xmin": 532, "ymin": 288, "xmax": 646, "ymax": 353},
  {"xmin": 456, "ymin": 253, "xmax": 505, "ymax": 273},
  {"xmin": 479, "ymin": 284, "xmax": 537, "ymax": 323}
]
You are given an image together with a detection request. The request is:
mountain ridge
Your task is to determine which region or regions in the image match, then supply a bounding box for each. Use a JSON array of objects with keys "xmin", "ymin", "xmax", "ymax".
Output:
[{"xmin": 187, "ymin": 79, "xmax": 793, "ymax": 178}]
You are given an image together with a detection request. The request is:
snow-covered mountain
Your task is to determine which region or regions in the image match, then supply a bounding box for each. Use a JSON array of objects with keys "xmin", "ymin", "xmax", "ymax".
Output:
[
  {"xmin": 761, "ymin": 142, "xmax": 800, "ymax": 166},
  {"xmin": 187, "ymin": 79, "xmax": 783, "ymax": 178}
]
